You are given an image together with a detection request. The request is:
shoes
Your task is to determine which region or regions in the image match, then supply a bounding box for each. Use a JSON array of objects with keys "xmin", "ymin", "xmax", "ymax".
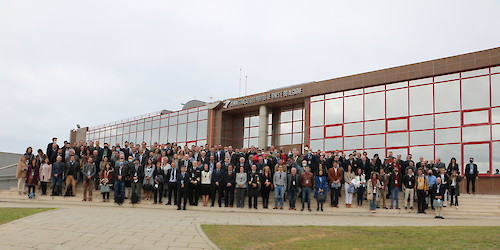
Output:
[
  {"xmin": 308, "ymin": 208, "xmax": 312, "ymax": 212},
  {"xmin": 280, "ymin": 207, "xmax": 283, "ymax": 210},
  {"xmin": 301, "ymin": 207, "xmax": 304, "ymax": 211},
  {"xmin": 177, "ymin": 208, "xmax": 181, "ymax": 210},
  {"xmin": 183, "ymin": 207, "xmax": 186, "ymax": 210}
]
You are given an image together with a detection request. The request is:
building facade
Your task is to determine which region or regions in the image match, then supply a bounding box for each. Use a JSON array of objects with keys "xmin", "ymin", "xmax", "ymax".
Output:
[{"xmin": 74, "ymin": 47, "xmax": 500, "ymax": 192}]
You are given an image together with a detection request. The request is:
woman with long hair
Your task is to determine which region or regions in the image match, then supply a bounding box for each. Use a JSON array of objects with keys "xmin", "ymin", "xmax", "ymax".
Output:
[
  {"xmin": 367, "ymin": 172, "xmax": 381, "ymax": 213},
  {"xmin": 260, "ymin": 166, "xmax": 273, "ymax": 209},
  {"xmin": 354, "ymin": 168, "xmax": 366, "ymax": 207},
  {"xmin": 100, "ymin": 163, "xmax": 114, "ymax": 202},
  {"xmin": 26, "ymin": 158, "xmax": 40, "ymax": 198},
  {"xmin": 143, "ymin": 158, "xmax": 155, "ymax": 201},
  {"xmin": 344, "ymin": 164, "xmax": 356, "ymax": 208},
  {"xmin": 16, "ymin": 156, "xmax": 28, "ymax": 195},
  {"xmin": 39, "ymin": 157, "xmax": 52, "ymax": 195}
]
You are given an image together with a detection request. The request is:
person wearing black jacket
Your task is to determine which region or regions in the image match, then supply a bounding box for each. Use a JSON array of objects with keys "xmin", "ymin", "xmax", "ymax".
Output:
[
  {"xmin": 153, "ymin": 162, "xmax": 165, "ymax": 204},
  {"xmin": 64, "ymin": 155, "xmax": 79, "ymax": 196},
  {"xmin": 188, "ymin": 161, "xmax": 201, "ymax": 206},
  {"xmin": 211, "ymin": 162, "xmax": 225, "ymax": 207},
  {"xmin": 432, "ymin": 177, "xmax": 446, "ymax": 219},
  {"xmin": 223, "ymin": 164, "xmax": 236, "ymax": 207},
  {"xmin": 129, "ymin": 158, "xmax": 144, "ymax": 203},
  {"xmin": 165, "ymin": 162, "xmax": 179, "ymax": 205},
  {"xmin": 388, "ymin": 168, "xmax": 402, "ymax": 209},
  {"xmin": 176, "ymin": 165, "xmax": 190, "ymax": 210},
  {"xmin": 114, "ymin": 160, "xmax": 128, "ymax": 205},
  {"xmin": 248, "ymin": 165, "xmax": 261, "ymax": 209},
  {"xmin": 465, "ymin": 158, "xmax": 479, "ymax": 194}
]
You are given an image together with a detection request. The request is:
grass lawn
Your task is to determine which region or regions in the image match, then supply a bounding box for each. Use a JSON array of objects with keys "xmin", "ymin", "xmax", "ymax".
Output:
[
  {"xmin": 0, "ymin": 208, "xmax": 54, "ymax": 225},
  {"xmin": 202, "ymin": 225, "xmax": 500, "ymax": 249}
]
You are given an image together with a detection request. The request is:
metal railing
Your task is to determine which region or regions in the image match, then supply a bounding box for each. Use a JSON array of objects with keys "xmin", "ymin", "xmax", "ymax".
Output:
[{"xmin": 0, "ymin": 164, "xmax": 16, "ymax": 171}]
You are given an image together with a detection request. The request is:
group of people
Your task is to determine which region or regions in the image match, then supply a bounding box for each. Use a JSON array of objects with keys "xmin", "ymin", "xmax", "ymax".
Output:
[{"xmin": 16, "ymin": 137, "xmax": 480, "ymax": 218}]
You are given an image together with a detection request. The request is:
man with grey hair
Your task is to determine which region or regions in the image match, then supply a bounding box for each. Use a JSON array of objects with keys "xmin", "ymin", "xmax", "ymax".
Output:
[
  {"xmin": 51, "ymin": 156, "xmax": 65, "ymax": 196},
  {"xmin": 82, "ymin": 157, "xmax": 96, "ymax": 202}
]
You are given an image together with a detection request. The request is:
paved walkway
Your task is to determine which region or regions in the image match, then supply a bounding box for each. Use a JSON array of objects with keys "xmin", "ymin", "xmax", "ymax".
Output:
[{"xmin": 0, "ymin": 200, "xmax": 499, "ymax": 250}]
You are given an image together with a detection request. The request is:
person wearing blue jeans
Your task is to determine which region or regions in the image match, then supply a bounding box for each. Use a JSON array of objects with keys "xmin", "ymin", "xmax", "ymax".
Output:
[
  {"xmin": 389, "ymin": 168, "xmax": 402, "ymax": 209},
  {"xmin": 367, "ymin": 173, "xmax": 381, "ymax": 213},
  {"xmin": 300, "ymin": 166, "xmax": 314, "ymax": 211},
  {"xmin": 273, "ymin": 166, "xmax": 287, "ymax": 209},
  {"xmin": 114, "ymin": 162, "xmax": 128, "ymax": 205}
]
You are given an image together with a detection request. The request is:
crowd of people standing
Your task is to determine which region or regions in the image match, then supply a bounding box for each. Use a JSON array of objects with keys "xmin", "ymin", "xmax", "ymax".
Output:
[{"xmin": 15, "ymin": 137, "xmax": 480, "ymax": 218}]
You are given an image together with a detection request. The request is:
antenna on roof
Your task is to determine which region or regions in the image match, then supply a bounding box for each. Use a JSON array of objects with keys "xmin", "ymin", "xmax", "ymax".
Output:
[
  {"xmin": 245, "ymin": 75, "xmax": 248, "ymax": 96},
  {"xmin": 239, "ymin": 69, "xmax": 242, "ymax": 97}
]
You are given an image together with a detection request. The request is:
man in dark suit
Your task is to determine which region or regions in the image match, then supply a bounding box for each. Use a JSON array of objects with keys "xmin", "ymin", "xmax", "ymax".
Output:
[
  {"xmin": 129, "ymin": 159, "xmax": 144, "ymax": 202},
  {"xmin": 198, "ymin": 151, "xmax": 210, "ymax": 166},
  {"xmin": 178, "ymin": 155, "xmax": 192, "ymax": 170},
  {"xmin": 188, "ymin": 161, "xmax": 201, "ymax": 206},
  {"xmin": 176, "ymin": 165, "xmax": 190, "ymax": 210},
  {"xmin": 211, "ymin": 162, "xmax": 225, "ymax": 207},
  {"xmin": 46, "ymin": 137, "xmax": 59, "ymax": 158},
  {"xmin": 465, "ymin": 157, "xmax": 479, "ymax": 194},
  {"xmin": 223, "ymin": 164, "xmax": 236, "ymax": 207},
  {"xmin": 114, "ymin": 160, "xmax": 128, "ymax": 205},
  {"xmin": 165, "ymin": 162, "xmax": 179, "ymax": 205},
  {"xmin": 135, "ymin": 148, "xmax": 148, "ymax": 167}
]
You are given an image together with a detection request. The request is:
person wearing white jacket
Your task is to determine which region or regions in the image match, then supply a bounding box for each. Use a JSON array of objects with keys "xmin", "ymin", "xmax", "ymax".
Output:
[
  {"xmin": 343, "ymin": 165, "xmax": 356, "ymax": 207},
  {"xmin": 354, "ymin": 168, "xmax": 366, "ymax": 207}
]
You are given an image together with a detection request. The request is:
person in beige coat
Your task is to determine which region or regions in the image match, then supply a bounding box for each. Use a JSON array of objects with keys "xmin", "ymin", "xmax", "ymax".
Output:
[
  {"xmin": 367, "ymin": 172, "xmax": 382, "ymax": 213},
  {"xmin": 16, "ymin": 156, "xmax": 28, "ymax": 195}
]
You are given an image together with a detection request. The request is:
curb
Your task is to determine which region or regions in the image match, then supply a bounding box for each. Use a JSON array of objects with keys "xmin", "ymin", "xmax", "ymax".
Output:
[{"xmin": 195, "ymin": 224, "xmax": 220, "ymax": 250}]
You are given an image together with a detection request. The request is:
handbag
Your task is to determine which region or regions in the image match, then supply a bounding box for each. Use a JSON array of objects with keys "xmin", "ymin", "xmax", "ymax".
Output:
[
  {"xmin": 331, "ymin": 182, "xmax": 341, "ymax": 189},
  {"xmin": 433, "ymin": 198, "xmax": 443, "ymax": 208},
  {"xmin": 100, "ymin": 183, "xmax": 110, "ymax": 193},
  {"xmin": 347, "ymin": 186, "xmax": 356, "ymax": 193},
  {"xmin": 317, "ymin": 192, "xmax": 327, "ymax": 202}
]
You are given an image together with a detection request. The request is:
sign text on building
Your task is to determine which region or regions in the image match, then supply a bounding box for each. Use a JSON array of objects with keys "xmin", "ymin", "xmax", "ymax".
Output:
[{"xmin": 223, "ymin": 87, "xmax": 303, "ymax": 108}]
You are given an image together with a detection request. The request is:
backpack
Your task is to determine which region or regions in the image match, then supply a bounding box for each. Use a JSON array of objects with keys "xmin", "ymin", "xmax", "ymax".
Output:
[{"xmin": 131, "ymin": 192, "xmax": 139, "ymax": 204}]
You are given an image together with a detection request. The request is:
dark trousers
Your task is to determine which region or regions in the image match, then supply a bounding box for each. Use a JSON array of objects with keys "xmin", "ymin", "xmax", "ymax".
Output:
[
  {"xmin": 330, "ymin": 188, "xmax": 340, "ymax": 206},
  {"xmin": 211, "ymin": 185, "xmax": 223, "ymax": 206},
  {"xmin": 189, "ymin": 184, "xmax": 199, "ymax": 205},
  {"xmin": 236, "ymin": 188, "xmax": 246, "ymax": 207},
  {"xmin": 248, "ymin": 195, "xmax": 257, "ymax": 208},
  {"xmin": 154, "ymin": 183, "xmax": 163, "ymax": 203},
  {"xmin": 167, "ymin": 182, "xmax": 178, "ymax": 204},
  {"xmin": 357, "ymin": 186, "xmax": 365, "ymax": 206},
  {"xmin": 225, "ymin": 186, "xmax": 235, "ymax": 206},
  {"xmin": 450, "ymin": 187, "xmax": 459, "ymax": 206},
  {"xmin": 177, "ymin": 188, "xmax": 188, "ymax": 209},
  {"xmin": 417, "ymin": 190, "xmax": 426, "ymax": 212},
  {"xmin": 466, "ymin": 177, "xmax": 476, "ymax": 194},
  {"xmin": 289, "ymin": 187, "xmax": 298, "ymax": 208},
  {"xmin": 51, "ymin": 177, "xmax": 62, "ymax": 195},
  {"xmin": 41, "ymin": 182, "xmax": 48, "ymax": 195},
  {"xmin": 261, "ymin": 189, "xmax": 270, "ymax": 208},
  {"xmin": 114, "ymin": 180, "xmax": 125, "ymax": 204},
  {"xmin": 428, "ymin": 188, "xmax": 435, "ymax": 209},
  {"xmin": 102, "ymin": 192, "xmax": 109, "ymax": 200}
]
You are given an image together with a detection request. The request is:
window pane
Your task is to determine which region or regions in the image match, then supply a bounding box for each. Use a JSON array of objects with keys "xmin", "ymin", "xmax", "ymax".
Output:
[
  {"xmin": 310, "ymin": 139, "xmax": 324, "ymax": 151},
  {"xmin": 280, "ymin": 123, "xmax": 292, "ymax": 134},
  {"xmin": 344, "ymin": 122, "xmax": 363, "ymax": 136},
  {"xmin": 410, "ymin": 130, "xmax": 434, "ymax": 146},
  {"xmin": 364, "ymin": 92, "xmax": 385, "ymax": 120},
  {"xmin": 344, "ymin": 136, "xmax": 362, "ymax": 150},
  {"xmin": 325, "ymin": 138, "xmax": 342, "ymax": 151},
  {"xmin": 293, "ymin": 109, "xmax": 303, "ymax": 121},
  {"xmin": 462, "ymin": 125, "xmax": 490, "ymax": 142},
  {"xmin": 198, "ymin": 120, "xmax": 208, "ymax": 139},
  {"xmin": 435, "ymin": 144, "xmax": 460, "ymax": 166},
  {"xmin": 310, "ymin": 127, "xmax": 324, "ymax": 139},
  {"xmin": 344, "ymin": 95, "xmax": 363, "ymax": 122},
  {"xmin": 250, "ymin": 116, "xmax": 259, "ymax": 127},
  {"xmin": 310, "ymin": 95, "xmax": 324, "ymax": 102},
  {"xmin": 387, "ymin": 132, "xmax": 408, "ymax": 147},
  {"xmin": 386, "ymin": 81, "xmax": 408, "ymax": 90},
  {"xmin": 152, "ymin": 119, "xmax": 160, "ymax": 129},
  {"xmin": 388, "ymin": 119, "xmax": 408, "ymax": 132},
  {"xmin": 435, "ymin": 80, "xmax": 460, "ymax": 112},
  {"xmin": 435, "ymin": 112, "xmax": 460, "ymax": 129},
  {"xmin": 435, "ymin": 128, "xmax": 460, "ymax": 144},
  {"xmin": 364, "ymin": 120, "xmax": 385, "ymax": 135},
  {"xmin": 409, "ymin": 77, "xmax": 432, "ymax": 86},
  {"xmin": 410, "ymin": 85, "xmax": 433, "ymax": 115},
  {"xmin": 325, "ymin": 98, "xmax": 343, "ymax": 125},
  {"xmin": 249, "ymin": 127, "xmax": 259, "ymax": 137},
  {"xmin": 177, "ymin": 124, "xmax": 187, "ymax": 142},
  {"xmin": 159, "ymin": 127, "xmax": 168, "ymax": 144},
  {"xmin": 364, "ymin": 134, "xmax": 385, "ymax": 149},
  {"xmin": 386, "ymin": 88, "xmax": 408, "ymax": 118},
  {"xmin": 249, "ymin": 138, "xmax": 258, "ymax": 147},
  {"xmin": 463, "ymin": 110, "xmax": 489, "ymax": 125},
  {"xmin": 169, "ymin": 115, "xmax": 177, "ymax": 126},
  {"xmin": 463, "ymin": 143, "xmax": 489, "ymax": 174},
  {"xmin": 462, "ymin": 68, "xmax": 489, "ymax": 78},
  {"xmin": 434, "ymin": 73, "xmax": 459, "ymax": 82},
  {"xmin": 292, "ymin": 133, "xmax": 303, "ymax": 144},
  {"xmin": 410, "ymin": 115, "xmax": 433, "ymax": 131},
  {"xmin": 310, "ymin": 101, "xmax": 324, "ymax": 126},
  {"xmin": 292, "ymin": 121, "xmax": 303, "ymax": 133},
  {"xmin": 279, "ymin": 134, "xmax": 292, "ymax": 145},
  {"xmin": 281, "ymin": 110, "xmax": 292, "ymax": 122},
  {"xmin": 492, "ymin": 124, "xmax": 500, "ymax": 140},
  {"xmin": 136, "ymin": 131, "xmax": 144, "ymax": 144},
  {"xmin": 187, "ymin": 123, "xmax": 197, "ymax": 141},
  {"xmin": 198, "ymin": 110, "xmax": 208, "ymax": 120},
  {"xmin": 188, "ymin": 112, "xmax": 197, "ymax": 122},
  {"xmin": 492, "ymin": 142, "xmax": 500, "ymax": 175},
  {"xmin": 462, "ymin": 76, "xmax": 490, "ymax": 109},
  {"xmin": 492, "ymin": 74, "xmax": 500, "ymax": 106},
  {"xmin": 493, "ymin": 108, "xmax": 500, "ymax": 124},
  {"xmin": 168, "ymin": 126, "xmax": 177, "ymax": 143},
  {"xmin": 410, "ymin": 145, "xmax": 434, "ymax": 161},
  {"xmin": 325, "ymin": 125, "xmax": 342, "ymax": 137}
]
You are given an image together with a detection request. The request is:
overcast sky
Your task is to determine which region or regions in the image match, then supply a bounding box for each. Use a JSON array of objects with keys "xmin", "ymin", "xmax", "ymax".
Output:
[{"xmin": 0, "ymin": 0, "xmax": 499, "ymax": 154}]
